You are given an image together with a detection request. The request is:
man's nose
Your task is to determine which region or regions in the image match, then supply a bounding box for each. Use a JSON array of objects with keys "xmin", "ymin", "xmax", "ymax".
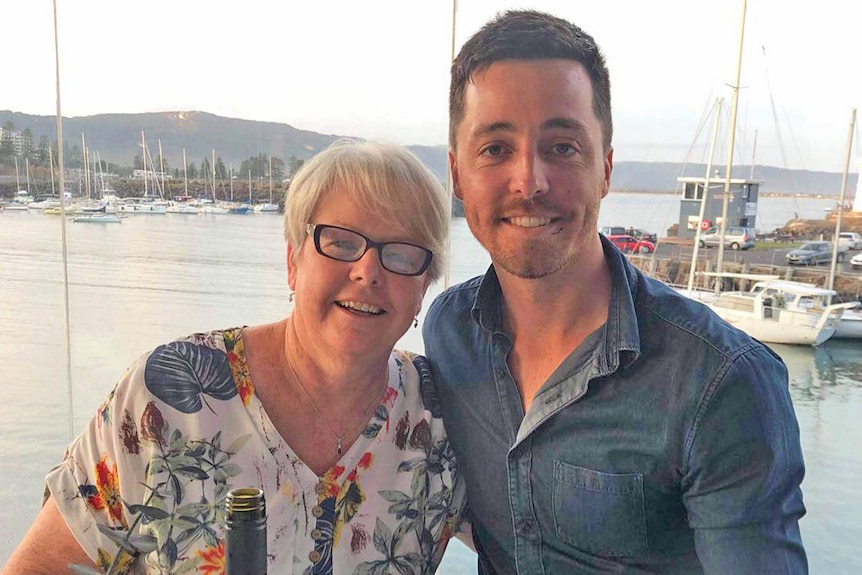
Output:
[{"xmin": 509, "ymin": 152, "xmax": 549, "ymax": 200}]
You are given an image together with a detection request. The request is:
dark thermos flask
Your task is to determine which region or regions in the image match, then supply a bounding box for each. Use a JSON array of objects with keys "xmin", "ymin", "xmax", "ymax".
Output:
[{"xmin": 225, "ymin": 487, "xmax": 267, "ymax": 575}]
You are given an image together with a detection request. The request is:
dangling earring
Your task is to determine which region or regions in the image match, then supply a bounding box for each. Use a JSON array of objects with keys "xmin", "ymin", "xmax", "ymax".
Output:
[
  {"xmin": 413, "ymin": 316, "xmax": 419, "ymax": 328},
  {"xmin": 289, "ymin": 291, "xmax": 295, "ymax": 303}
]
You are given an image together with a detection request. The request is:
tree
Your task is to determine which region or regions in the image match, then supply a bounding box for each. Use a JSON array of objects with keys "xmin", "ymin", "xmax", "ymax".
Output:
[
  {"xmin": 67, "ymin": 144, "xmax": 82, "ymax": 169},
  {"xmin": 188, "ymin": 162, "xmax": 197, "ymax": 180},
  {"xmin": 270, "ymin": 156, "xmax": 286, "ymax": 181},
  {"xmin": 20, "ymin": 129, "xmax": 34, "ymax": 158},
  {"xmin": 215, "ymin": 155, "xmax": 227, "ymax": 180},
  {"xmin": 37, "ymin": 136, "xmax": 50, "ymax": 166},
  {"xmin": 154, "ymin": 153, "xmax": 169, "ymax": 175},
  {"xmin": 0, "ymin": 121, "xmax": 15, "ymax": 159},
  {"xmin": 288, "ymin": 155, "xmax": 305, "ymax": 178}
]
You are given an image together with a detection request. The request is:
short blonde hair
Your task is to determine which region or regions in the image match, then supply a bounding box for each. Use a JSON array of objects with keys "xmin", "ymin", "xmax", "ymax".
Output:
[{"xmin": 284, "ymin": 140, "xmax": 449, "ymax": 283}]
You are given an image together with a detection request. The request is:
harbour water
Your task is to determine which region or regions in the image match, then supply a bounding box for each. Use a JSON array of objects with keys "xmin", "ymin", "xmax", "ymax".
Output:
[{"xmin": 1, "ymin": 193, "xmax": 859, "ymax": 573}]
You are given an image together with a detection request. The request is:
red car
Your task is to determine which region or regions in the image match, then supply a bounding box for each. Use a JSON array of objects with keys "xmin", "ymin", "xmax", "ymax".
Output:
[{"xmin": 608, "ymin": 234, "xmax": 656, "ymax": 254}]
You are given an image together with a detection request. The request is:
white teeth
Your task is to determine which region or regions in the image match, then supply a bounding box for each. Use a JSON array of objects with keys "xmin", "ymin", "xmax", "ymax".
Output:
[
  {"xmin": 508, "ymin": 216, "xmax": 552, "ymax": 228},
  {"xmin": 338, "ymin": 301, "xmax": 383, "ymax": 314}
]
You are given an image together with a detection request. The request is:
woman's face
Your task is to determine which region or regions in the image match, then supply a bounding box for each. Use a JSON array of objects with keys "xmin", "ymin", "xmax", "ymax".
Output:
[{"xmin": 287, "ymin": 190, "xmax": 431, "ymax": 362}]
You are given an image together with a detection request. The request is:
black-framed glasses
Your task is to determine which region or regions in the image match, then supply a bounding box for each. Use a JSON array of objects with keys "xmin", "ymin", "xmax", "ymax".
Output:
[{"xmin": 307, "ymin": 224, "xmax": 433, "ymax": 276}]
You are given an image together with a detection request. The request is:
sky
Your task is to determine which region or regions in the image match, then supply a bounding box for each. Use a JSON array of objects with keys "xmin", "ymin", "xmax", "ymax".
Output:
[{"xmin": 5, "ymin": 0, "xmax": 861, "ymax": 173}]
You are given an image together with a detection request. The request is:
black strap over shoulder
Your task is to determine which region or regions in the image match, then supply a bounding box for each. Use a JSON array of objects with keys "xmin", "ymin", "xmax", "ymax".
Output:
[{"xmin": 411, "ymin": 354, "xmax": 442, "ymax": 417}]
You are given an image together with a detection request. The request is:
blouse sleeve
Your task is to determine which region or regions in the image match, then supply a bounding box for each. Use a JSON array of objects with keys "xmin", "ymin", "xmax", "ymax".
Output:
[{"xmin": 45, "ymin": 351, "xmax": 156, "ymax": 570}]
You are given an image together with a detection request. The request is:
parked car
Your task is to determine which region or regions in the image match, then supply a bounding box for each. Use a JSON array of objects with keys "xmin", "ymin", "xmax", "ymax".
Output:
[
  {"xmin": 600, "ymin": 226, "xmax": 627, "ymax": 236},
  {"xmin": 785, "ymin": 241, "xmax": 847, "ymax": 265},
  {"xmin": 698, "ymin": 226, "xmax": 755, "ymax": 250},
  {"xmin": 627, "ymin": 228, "xmax": 658, "ymax": 243},
  {"xmin": 838, "ymin": 232, "xmax": 862, "ymax": 250},
  {"xmin": 851, "ymin": 252, "xmax": 862, "ymax": 270},
  {"xmin": 608, "ymin": 234, "xmax": 655, "ymax": 254}
]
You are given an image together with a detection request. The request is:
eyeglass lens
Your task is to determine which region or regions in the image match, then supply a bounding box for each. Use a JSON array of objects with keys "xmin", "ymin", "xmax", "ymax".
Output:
[{"xmin": 315, "ymin": 225, "xmax": 430, "ymax": 276}]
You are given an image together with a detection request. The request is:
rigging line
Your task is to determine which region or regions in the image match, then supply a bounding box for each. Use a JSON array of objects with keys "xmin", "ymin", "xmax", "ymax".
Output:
[
  {"xmin": 680, "ymin": 91, "xmax": 716, "ymax": 170},
  {"xmin": 52, "ymin": 0, "xmax": 74, "ymax": 440},
  {"xmin": 443, "ymin": 0, "xmax": 457, "ymax": 290},
  {"xmin": 760, "ymin": 43, "xmax": 802, "ymax": 216}
]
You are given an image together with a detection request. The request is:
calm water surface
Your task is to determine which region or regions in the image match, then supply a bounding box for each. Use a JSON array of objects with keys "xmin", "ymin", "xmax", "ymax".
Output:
[{"xmin": 0, "ymin": 194, "xmax": 858, "ymax": 573}]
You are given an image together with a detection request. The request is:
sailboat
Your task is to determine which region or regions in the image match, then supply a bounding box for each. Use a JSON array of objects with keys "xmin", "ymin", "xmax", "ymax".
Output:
[
  {"xmin": 827, "ymin": 109, "xmax": 862, "ymax": 339},
  {"xmin": 255, "ymin": 156, "xmax": 280, "ymax": 213},
  {"xmin": 5, "ymin": 157, "xmax": 33, "ymax": 210},
  {"xmin": 672, "ymin": 0, "xmax": 862, "ymax": 347}
]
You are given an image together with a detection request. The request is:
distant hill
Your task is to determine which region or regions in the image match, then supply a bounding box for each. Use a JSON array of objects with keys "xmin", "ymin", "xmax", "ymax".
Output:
[{"xmin": 0, "ymin": 110, "xmax": 852, "ymax": 196}]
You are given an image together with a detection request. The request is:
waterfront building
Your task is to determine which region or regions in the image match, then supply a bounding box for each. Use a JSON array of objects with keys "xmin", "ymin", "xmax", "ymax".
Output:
[{"xmin": 676, "ymin": 174, "xmax": 762, "ymax": 239}]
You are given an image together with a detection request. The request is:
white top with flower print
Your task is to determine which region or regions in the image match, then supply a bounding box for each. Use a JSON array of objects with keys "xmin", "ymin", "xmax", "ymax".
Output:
[{"xmin": 45, "ymin": 328, "xmax": 466, "ymax": 575}]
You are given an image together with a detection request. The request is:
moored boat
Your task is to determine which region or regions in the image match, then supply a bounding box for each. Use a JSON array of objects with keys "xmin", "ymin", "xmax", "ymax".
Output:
[
  {"xmin": 684, "ymin": 276, "xmax": 859, "ymax": 346},
  {"xmin": 73, "ymin": 213, "xmax": 122, "ymax": 223}
]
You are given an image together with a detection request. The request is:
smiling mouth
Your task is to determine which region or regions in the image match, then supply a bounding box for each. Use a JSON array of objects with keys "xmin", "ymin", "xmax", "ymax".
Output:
[
  {"xmin": 505, "ymin": 216, "xmax": 553, "ymax": 228},
  {"xmin": 336, "ymin": 301, "xmax": 384, "ymax": 315}
]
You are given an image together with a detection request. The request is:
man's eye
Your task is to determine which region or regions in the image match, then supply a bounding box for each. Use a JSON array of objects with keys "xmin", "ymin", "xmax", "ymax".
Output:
[
  {"xmin": 551, "ymin": 143, "xmax": 576, "ymax": 155},
  {"xmin": 481, "ymin": 144, "xmax": 505, "ymax": 156}
]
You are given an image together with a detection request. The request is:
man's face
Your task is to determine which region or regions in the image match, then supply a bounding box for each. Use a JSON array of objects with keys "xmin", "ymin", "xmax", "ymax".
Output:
[{"xmin": 450, "ymin": 59, "xmax": 612, "ymax": 279}]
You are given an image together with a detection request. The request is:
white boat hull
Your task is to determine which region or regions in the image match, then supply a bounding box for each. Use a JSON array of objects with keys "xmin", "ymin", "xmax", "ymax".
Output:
[
  {"xmin": 679, "ymin": 279, "xmax": 858, "ymax": 347},
  {"xmin": 119, "ymin": 203, "xmax": 167, "ymax": 214},
  {"xmin": 834, "ymin": 309, "xmax": 862, "ymax": 339},
  {"xmin": 73, "ymin": 214, "xmax": 122, "ymax": 223}
]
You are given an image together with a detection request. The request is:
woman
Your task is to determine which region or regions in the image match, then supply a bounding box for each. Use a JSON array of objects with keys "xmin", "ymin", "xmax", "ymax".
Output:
[{"xmin": 6, "ymin": 140, "xmax": 465, "ymax": 574}]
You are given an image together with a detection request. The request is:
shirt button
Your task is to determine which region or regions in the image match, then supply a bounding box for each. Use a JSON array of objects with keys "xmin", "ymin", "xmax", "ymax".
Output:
[
  {"xmin": 314, "ymin": 482, "xmax": 326, "ymax": 495},
  {"xmin": 311, "ymin": 528, "xmax": 323, "ymax": 540},
  {"xmin": 519, "ymin": 520, "xmax": 534, "ymax": 534},
  {"xmin": 312, "ymin": 505, "xmax": 324, "ymax": 518},
  {"xmin": 309, "ymin": 550, "xmax": 321, "ymax": 563}
]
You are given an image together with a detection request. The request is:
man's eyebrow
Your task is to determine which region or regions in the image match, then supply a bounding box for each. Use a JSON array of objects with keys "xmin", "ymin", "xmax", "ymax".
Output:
[
  {"xmin": 471, "ymin": 121, "xmax": 515, "ymax": 138},
  {"xmin": 542, "ymin": 117, "xmax": 589, "ymax": 134},
  {"xmin": 470, "ymin": 118, "xmax": 590, "ymax": 138}
]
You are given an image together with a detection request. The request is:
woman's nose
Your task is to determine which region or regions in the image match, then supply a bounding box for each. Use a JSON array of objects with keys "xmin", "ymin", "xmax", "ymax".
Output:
[{"xmin": 348, "ymin": 246, "xmax": 384, "ymax": 285}]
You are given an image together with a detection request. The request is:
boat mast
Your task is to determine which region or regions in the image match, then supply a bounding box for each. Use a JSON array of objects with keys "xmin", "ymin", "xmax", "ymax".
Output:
[
  {"xmin": 141, "ymin": 131, "xmax": 148, "ymax": 198},
  {"xmin": 14, "ymin": 156, "xmax": 20, "ymax": 192},
  {"xmin": 748, "ymin": 129, "xmax": 758, "ymax": 180},
  {"xmin": 687, "ymin": 98, "xmax": 724, "ymax": 294},
  {"xmin": 51, "ymin": 0, "xmax": 74, "ymax": 440},
  {"xmin": 81, "ymin": 133, "xmax": 89, "ymax": 199},
  {"xmin": 828, "ymin": 108, "xmax": 856, "ymax": 294},
  {"xmin": 26, "ymin": 157, "xmax": 32, "ymax": 195},
  {"xmin": 444, "ymin": 0, "xmax": 458, "ymax": 289},
  {"xmin": 230, "ymin": 163, "xmax": 234, "ymax": 201},
  {"xmin": 212, "ymin": 148, "xmax": 217, "ymax": 202},
  {"xmin": 158, "ymin": 139, "xmax": 166, "ymax": 199},
  {"xmin": 714, "ymin": 0, "xmax": 747, "ymax": 289},
  {"xmin": 269, "ymin": 155, "xmax": 273, "ymax": 203},
  {"xmin": 49, "ymin": 145, "xmax": 56, "ymax": 197},
  {"xmin": 183, "ymin": 148, "xmax": 188, "ymax": 197}
]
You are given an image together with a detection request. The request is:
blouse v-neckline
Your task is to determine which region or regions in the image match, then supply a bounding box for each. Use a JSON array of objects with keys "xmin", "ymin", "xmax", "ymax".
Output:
[{"xmin": 227, "ymin": 327, "xmax": 396, "ymax": 481}]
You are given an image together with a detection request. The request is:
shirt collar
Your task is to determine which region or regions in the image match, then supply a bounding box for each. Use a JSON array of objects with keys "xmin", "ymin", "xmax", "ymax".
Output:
[{"xmin": 470, "ymin": 235, "xmax": 641, "ymax": 371}]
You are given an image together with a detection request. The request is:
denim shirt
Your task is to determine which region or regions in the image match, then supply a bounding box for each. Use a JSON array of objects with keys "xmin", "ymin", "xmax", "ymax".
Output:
[{"xmin": 423, "ymin": 238, "xmax": 807, "ymax": 574}]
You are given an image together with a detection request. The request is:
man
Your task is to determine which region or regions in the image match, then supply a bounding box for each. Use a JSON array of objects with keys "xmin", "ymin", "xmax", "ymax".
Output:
[{"xmin": 423, "ymin": 10, "xmax": 807, "ymax": 574}]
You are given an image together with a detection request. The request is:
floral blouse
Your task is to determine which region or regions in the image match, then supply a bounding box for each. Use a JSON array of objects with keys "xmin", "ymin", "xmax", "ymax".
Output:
[{"xmin": 45, "ymin": 328, "xmax": 466, "ymax": 574}]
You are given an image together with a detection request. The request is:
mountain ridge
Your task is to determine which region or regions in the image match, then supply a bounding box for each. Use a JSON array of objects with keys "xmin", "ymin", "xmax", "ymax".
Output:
[{"xmin": 1, "ymin": 110, "xmax": 853, "ymax": 196}]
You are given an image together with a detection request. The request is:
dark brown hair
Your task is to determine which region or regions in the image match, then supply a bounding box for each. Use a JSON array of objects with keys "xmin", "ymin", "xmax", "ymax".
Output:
[{"xmin": 449, "ymin": 10, "xmax": 612, "ymax": 151}]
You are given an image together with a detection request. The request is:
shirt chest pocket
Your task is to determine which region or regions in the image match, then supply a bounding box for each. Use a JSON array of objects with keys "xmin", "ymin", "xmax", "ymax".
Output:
[{"xmin": 552, "ymin": 460, "xmax": 648, "ymax": 557}]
